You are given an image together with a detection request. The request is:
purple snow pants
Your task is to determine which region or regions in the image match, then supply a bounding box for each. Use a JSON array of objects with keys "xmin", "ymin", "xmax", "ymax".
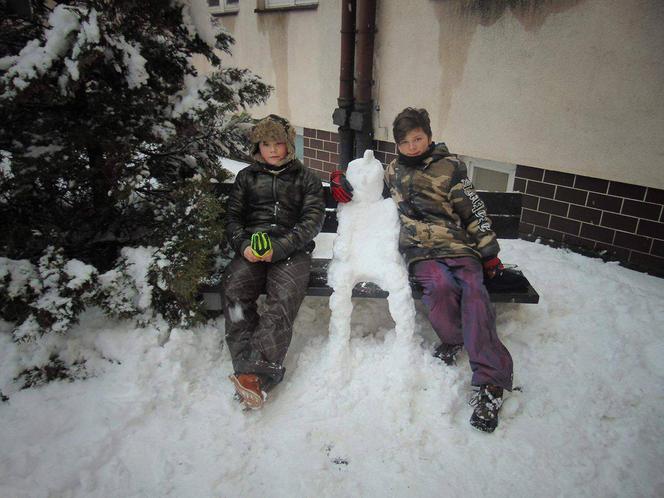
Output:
[{"xmin": 412, "ymin": 257, "xmax": 513, "ymax": 391}]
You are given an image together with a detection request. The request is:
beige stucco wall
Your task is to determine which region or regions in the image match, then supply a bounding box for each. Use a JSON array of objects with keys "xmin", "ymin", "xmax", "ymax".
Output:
[
  {"xmin": 211, "ymin": 0, "xmax": 664, "ymax": 189},
  {"xmin": 209, "ymin": 1, "xmax": 341, "ymax": 130}
]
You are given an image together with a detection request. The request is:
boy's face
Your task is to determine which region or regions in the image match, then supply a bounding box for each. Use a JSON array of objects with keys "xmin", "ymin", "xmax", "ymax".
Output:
[
  {"xmin": 259, "ymin": 140, "xmax": 288, "ymax": 166},
  {"xmin": 397, "ymin": 127, "xmax": 432, "ymax": 157}
]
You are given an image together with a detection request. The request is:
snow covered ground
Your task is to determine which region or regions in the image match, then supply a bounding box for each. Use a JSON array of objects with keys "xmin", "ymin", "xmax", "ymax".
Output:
[{"xmin": 1, "ymin": 238, "xmax": 663, "ymax": 498}]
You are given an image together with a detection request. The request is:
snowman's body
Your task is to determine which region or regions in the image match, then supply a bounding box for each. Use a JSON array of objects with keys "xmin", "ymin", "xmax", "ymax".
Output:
[{"xmin": 327, "ymin": 150, "xmax": 416, "ymax": 347}]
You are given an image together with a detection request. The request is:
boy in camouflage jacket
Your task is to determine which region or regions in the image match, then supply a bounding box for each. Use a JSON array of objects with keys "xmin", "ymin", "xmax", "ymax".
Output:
[
  {"xmin": 224, "ymin": 115, "xmax": 325, "ymax": 410},
  {"xmin": 331, "ymin": 108, "xmax": 512, "ymax": 432}
]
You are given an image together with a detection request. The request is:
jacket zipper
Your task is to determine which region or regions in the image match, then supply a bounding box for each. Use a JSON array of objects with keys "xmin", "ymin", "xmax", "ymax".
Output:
[{"xmin": 272, "ymin": 174, "xmax": 278, "ymax": 226}]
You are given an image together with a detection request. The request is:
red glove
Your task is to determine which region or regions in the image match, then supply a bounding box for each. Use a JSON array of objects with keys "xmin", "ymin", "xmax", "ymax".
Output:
[
  {"xmin": 330, "ymin": 170, "xmax": 353, "ymax": 203},
  {"xmin": 482, "ymin": 256, "xmax": 504, "ymax": 279}
]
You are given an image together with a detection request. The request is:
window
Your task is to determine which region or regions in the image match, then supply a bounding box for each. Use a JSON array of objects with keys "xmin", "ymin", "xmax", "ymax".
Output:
[
  {"xmin": 460, "ymin": 156, "xmax": 516, "ymax": 192},
  {"xmin": 208, "ymin": 0, "xmax": 239, "ymax": 14},
  {"xmin": 260, "ymin": 0, "xmax": 318, "ymax": 9}
]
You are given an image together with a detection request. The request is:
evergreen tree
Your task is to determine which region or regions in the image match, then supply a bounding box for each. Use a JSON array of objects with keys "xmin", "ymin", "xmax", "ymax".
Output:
[{"xmin": 0, "ymin": 0, "xmax": 271, "ymax": 334}]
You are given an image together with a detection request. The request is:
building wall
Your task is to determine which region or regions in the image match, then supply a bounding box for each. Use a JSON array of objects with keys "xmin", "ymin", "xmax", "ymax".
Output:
[
  {"xmin": 215, "ymin": 0, "xmax": 664, "ymax": 190},
  {"xmin": 374, "ymin": 0, "xmax": 664, "ymax": 190},
  {"xmin": 211, "ymin": 1, "xmax": 341, "ymax": 133}
]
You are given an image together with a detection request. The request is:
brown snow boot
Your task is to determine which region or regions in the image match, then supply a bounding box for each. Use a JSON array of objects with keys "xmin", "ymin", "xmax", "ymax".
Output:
[{"xmin": 229, "ymin": 373, "xmax": 266, "ymax": 410}]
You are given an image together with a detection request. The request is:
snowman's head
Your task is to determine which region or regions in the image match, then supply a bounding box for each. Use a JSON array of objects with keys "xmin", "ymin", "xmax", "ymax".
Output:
[{"xmin": 345, "ymin": 150, "xmax": 384, "ymax": 203}]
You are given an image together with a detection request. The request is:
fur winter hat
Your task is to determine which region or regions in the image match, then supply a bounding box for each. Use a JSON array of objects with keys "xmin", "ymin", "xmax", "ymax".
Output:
[{"xmin": 249, "ymin": 114, "xmax": 296, "ymax": 166}]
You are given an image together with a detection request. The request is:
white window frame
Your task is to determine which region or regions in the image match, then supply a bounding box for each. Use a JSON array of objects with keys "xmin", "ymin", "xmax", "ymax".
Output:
[
  {"xmin": 208, "ymin": 0, "xmax": 239, "ymax": 14},
  {"xmin": 264, "ymin": 0, "xmax": 318, "ymax": 8},
  {"xmin": 459, "ymin": 155, "xmax": 516, "ymax": 192}
]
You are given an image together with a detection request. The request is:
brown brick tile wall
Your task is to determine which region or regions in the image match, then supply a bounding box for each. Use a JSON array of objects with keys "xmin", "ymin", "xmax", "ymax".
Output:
[
  {"xmin": 534, "ymin": 225, "xmax": 564, "ymax": 242},
  {"xmin": 652, "ymin": 239, "xmax": 664, "ymax": 257},
  {"xmin": 522, "ymin": 194, "xmax": 539, "ymax": 210},
  {"xmin": 622, "ymin": 199, "xmax": 662, "ymax": 220},
  {"xmin": 587, "ymin": 193, "xmax": 622, "ymax": 212},
  {"xmin": 526, "ymin": 180, "xmax": 556, "ymax": 199},
  {"xmin": 301, "ymin": 127, "xmax": 398, "ymax": 181},
  {"xmin": 645, "ymin": 188, "xmax": 664, "ymax": 204},
  {"xmin": 515, "ymin": 165, "xmax": 544, "ymax": 181},
  {"xmin": 543, "ymin": 170, "xmax": 575, "ymax": 187},
  {"xmin": 515, "ymin": 165, "xmax": 664, "ymax": 276},
  {"xmin": 302, "ymin": 128, "xmax": 340, "ymax": 179},
  {"xmin": 539, "ymin": 198, "xmax": 569, "ymax": 217},
  {"xmin": 550, "ymin": 216, "xmax": 581, "ymax": 235},
  {"xmin": 638, "ymin": 220, "xmax": 664, "ymax": 239},
  {"xmin": 555, "ymin": 186, "xmax": 587, "ymax": 205},
  {"xmin": 608, "ymin": 181, "xmax": 646, "ymax": 200},
  {"xmin": 574, "ymin": 175, "xmax": 609, "ymax": 193},
  {"xmin": 569, "ymin": 205, "xmax": 601, "ymax": 224}
]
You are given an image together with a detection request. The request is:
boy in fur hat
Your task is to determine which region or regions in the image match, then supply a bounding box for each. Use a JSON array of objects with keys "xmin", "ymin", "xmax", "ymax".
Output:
[{"xmin": 224, "ymin": 114, "xmax": 325, "ymax": 409}]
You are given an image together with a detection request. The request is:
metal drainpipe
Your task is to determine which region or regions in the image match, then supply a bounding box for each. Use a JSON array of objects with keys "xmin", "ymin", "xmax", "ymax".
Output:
[
  {"xmin": 332, "ymin": 0, "xmax": 356, "ymax": 170},
  {"xmin": 351, "ymin": 0, "xmax": 376, "ymax": 159}
]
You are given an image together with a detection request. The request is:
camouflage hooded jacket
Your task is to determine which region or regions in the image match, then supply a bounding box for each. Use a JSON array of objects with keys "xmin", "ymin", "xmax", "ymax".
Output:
[
  {"xmin": 225, "ymin": 159, "xmax": 325, "ymax": 262},
  {"xmin": 384, "ymin": 143, "xmax": 500, "ymax": 267}
]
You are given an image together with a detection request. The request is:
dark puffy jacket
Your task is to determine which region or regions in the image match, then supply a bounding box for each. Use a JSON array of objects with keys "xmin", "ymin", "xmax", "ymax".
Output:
[
  {"xmin": 225, "ymin": 159, "xmax": 325, "ymax": 262},
  {"xmin": 384, "ymin": 143, "xmax": 500, "ymax": 267}
]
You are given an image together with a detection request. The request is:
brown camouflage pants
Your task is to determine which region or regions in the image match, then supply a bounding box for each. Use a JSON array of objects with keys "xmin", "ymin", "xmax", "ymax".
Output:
[{"xmin": 223, "ymin": 251, "xmax": 311, "ymax": 381}]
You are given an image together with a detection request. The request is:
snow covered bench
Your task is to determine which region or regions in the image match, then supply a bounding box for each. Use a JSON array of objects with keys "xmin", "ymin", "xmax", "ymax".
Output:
[{"xmin": 200, "ymin": 183, "xmax": 539, "ymax": 311}]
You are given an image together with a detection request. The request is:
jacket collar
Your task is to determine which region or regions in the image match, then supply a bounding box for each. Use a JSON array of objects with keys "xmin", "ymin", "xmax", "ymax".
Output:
[
  {"xmin": 397, "ymin": 142, "xmax": 451, "ymax": 169},
  {"xmin": 249, "ymin": 158, "xmax": 301, "ymax": 175}
]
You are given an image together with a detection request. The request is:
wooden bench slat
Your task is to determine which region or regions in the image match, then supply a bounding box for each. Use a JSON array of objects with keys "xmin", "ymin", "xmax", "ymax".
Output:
[
  {"xmin": 296, "ymin": 281, "xmax": 541, "ymax": 303},
  {"xmin": 477, "ymin": 191, "xmax": 524, "ymax": 216},
  {"xmin": 488, "ymin": 215, "xmax": 520, "ymax": 239},
  {"xmin": 201, "ymin": 258, "xmax": 540, "ymax": 306}
]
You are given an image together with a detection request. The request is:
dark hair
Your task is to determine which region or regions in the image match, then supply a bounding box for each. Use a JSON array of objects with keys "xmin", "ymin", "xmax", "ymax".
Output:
[{"xmin": 392, "ymin": 107, "xmax": 432, "ymax": 143}]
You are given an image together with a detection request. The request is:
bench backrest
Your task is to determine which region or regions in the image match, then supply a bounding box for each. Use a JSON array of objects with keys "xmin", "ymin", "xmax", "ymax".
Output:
[
  {"xmin": 217, "ymin": 182, "xmax": 522, "ymax": 239},
  {"xmin": 322, "ymin": 187, "xmax": 522, "ymax": 238}
]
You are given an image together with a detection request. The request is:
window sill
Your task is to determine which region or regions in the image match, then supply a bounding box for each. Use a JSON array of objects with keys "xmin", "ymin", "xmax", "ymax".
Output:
[
  {"xmin": 254, "ymin": 4, "xmax": 318, "ymax": 14},
  {"xmin": 211, "ymin": 10, "xmax": 239, "ymax": 17}
]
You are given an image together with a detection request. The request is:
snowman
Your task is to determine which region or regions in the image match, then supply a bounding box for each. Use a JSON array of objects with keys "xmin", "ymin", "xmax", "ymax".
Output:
[{"xmin": 327, "ymin": 150, "xmax": 417, "ymax": 351}]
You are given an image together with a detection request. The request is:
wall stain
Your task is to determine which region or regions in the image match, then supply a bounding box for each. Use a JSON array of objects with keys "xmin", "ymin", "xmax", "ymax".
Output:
[
  {"xmin": 432, "ymin": 2, "xmax": 478, "ymax": 134},
  {"xmin": 218, "ymin": 15, "xmax": 237, "ymax": 34},
  {"xmin": 454, "ymin": 0, "xmax": 586, "ymax": 31},
  {"xmin": 257, "ymin": 13, "xmax": 291, "ymax": 118},
  {"xmin": 432, "ymin": 0, "xmax": 586, "ymax": 133}
]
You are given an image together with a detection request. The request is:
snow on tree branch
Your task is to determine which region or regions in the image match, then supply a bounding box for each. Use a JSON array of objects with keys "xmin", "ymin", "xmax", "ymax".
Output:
[
  {"xmin": 176, "ymin": 0, "xmax": 221, "ymax": 49},
  {"xmin": 0, "ymin": 151, "xmax": 12, "ymax": 180},
  {"xmin": 105, "ymin": 34, "xmax": 149, "ymax": 89},
  {"xmin": 2, "ymin": 5, "xmax": 82, "ymax": 95},
  {"xmin": 171, "ymin": 74, "xmax": 209, "ymax": 118}
]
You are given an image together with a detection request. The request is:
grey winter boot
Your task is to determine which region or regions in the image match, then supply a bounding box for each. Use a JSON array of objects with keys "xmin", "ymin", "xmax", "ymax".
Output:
[
  {"xmin": 469, "ymin": 384, "xmax": 504, "ymax": 433},
  {"xmin": 433, "ymin": 342, "xmax": 463, "ymax": 366}
]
